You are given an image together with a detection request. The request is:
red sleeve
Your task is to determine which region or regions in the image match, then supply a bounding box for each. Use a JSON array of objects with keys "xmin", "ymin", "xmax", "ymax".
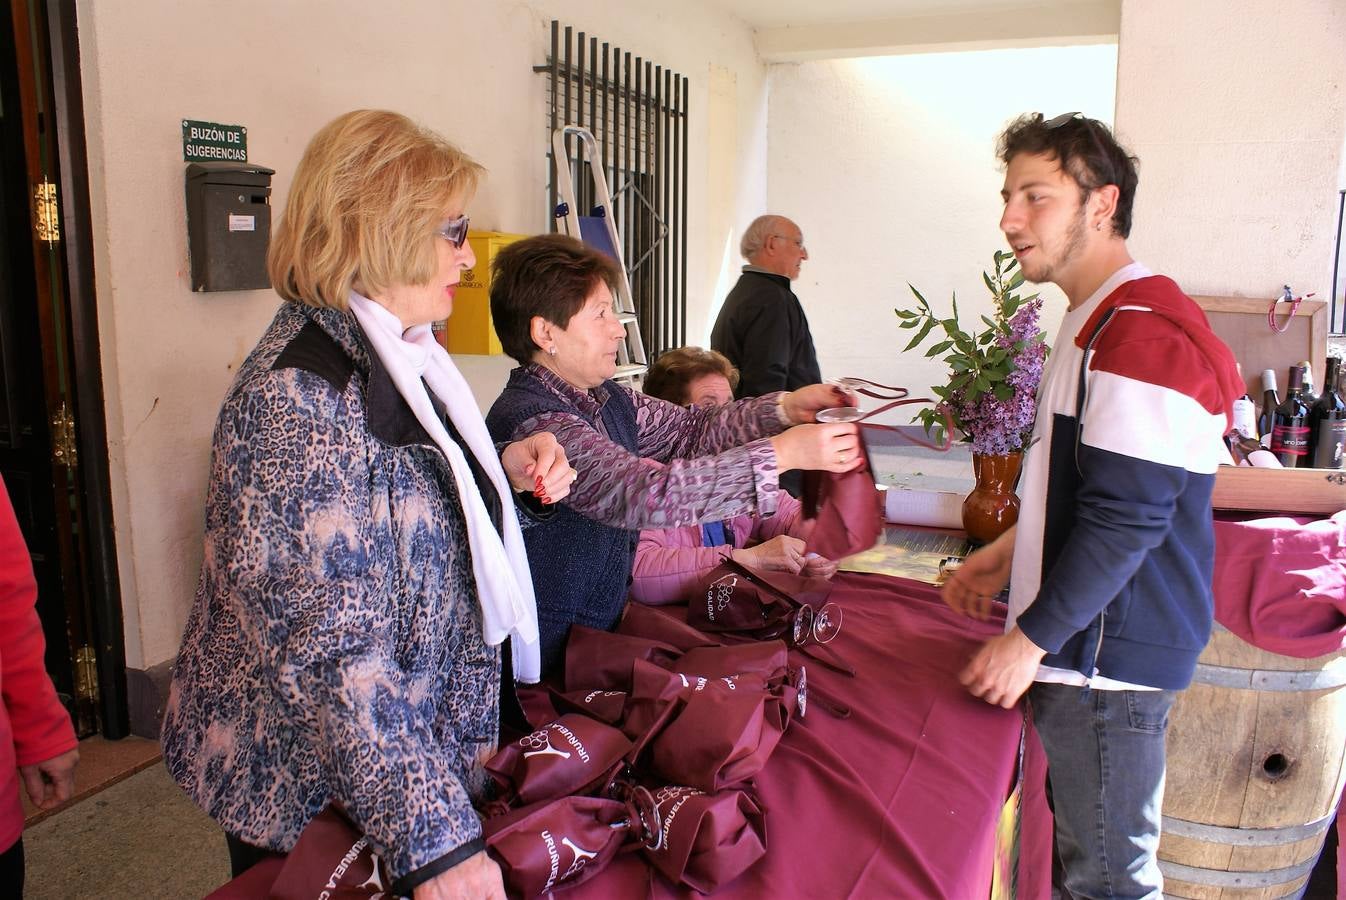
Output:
[{"xmin": 0, "ymin": 477, "xmax": 78, "ymax": 766}]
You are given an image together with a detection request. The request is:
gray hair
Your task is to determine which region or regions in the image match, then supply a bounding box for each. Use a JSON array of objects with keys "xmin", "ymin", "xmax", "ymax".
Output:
[{"xmin": 740, "ymin": 215, "xmax": 787, "ymax": 259}]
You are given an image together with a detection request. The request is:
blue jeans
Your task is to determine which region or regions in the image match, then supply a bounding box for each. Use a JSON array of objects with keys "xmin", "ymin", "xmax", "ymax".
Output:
[{"xmin": 1028, "ymin": 682, "xmax": 1177, "ymax": 900}]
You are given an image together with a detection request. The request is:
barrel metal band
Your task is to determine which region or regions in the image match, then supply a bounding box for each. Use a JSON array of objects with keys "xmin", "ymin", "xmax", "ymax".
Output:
[
  {"xmin": 1191, "ymin": 657, "xmax": 1346, "ymax": 691},
  {"xmin": 1162, "ymin": 810, "xmax": 1336, "ymax": 846},
  {"xmin": 1158, "ymin": 856, "xmax": 1317, "ymax": 889}
]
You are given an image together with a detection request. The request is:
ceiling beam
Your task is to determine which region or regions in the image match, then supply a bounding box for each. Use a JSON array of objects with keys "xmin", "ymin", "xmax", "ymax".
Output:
[{"xmin": 755, "ymin": 0, "xmax": 1120, "ymax": 62}]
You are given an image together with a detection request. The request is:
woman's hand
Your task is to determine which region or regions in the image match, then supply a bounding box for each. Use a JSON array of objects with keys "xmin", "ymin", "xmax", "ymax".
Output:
[
  {"xmin": 770, "ymin": 423, "xmax": 862, "ymax": 473},
  {"xmin": 501, "ymin": 432, "xmax": 576, "ymax": 504},
  {"xmin": 801, "ymin": 552, "xmax": 840, "ymax": 580},
  {"xmin": 413, "ymin": 850, "xmax": 505, "ymax": 900},
  {"xmin": 781, "ymin": 383, "xmax": 856, "ymax": 424},
  {"xmin": 940, "ymin": 525, "xmax": 1016, "ymax": 620},
  {"xmin": 732, "ymin": 535, "xmax": 806, "ymax": 574},
  {"xmin": 19, "ymin": 747, "xmax": 79, "ymax": 810}
]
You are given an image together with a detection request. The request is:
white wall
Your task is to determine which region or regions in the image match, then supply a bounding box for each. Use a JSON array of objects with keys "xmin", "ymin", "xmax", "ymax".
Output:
[
  {"xmin": 1116, "ymin": 0, "xmax": 1346, "ymax": 299},
  {"xmin": 76, "ymin": 0, "xmax": 1346, "ymax": 673},
  {"xmin": 760, "ymin": 46, "xmax": 1118, "ymax": 394},
  {"xmin": 76, "ymin": 0, "xmax": 767, "ymax": 669}
]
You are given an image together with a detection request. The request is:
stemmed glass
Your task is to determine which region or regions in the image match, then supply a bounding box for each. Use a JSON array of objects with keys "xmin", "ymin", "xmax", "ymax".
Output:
[
  {"xmin": 789, "ymin": 664, "xmax": 807, "ymax": 718},
  {"xmin": 719, "ymin": 555, "xmax": 845, "ymax": 647},
  {"xmin": 818, "ymin": 378, "xmax": 865, "ymax": 423},
  {"xmin": 782, "ymin": 600, "xmax": 844, "ymax": 647},
  {"xmin": 785, "ymin": 663, "xmax": 850, "ymax": 719},
  {"xmin": 608, "ymin": 780, "xmax": 662, "ymax": 849}
]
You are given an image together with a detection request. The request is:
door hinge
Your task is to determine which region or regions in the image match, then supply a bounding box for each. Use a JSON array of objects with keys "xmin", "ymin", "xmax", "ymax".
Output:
[
  {"xmin": 51, "ymin": 403, "xmax": 78, "ymax": 468},
  {"xmin": 33, "ymin": 179, "xmax": 61, "ymax": 244},
  {"xmin": 75, "ymin": 645, "xmax": 100, "ymax": 704}
]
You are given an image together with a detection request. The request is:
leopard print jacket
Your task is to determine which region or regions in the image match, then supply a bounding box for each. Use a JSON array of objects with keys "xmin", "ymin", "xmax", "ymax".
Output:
[{"xmin": 162, "ymin": 302, "xmax": 503, "ymax": 886}]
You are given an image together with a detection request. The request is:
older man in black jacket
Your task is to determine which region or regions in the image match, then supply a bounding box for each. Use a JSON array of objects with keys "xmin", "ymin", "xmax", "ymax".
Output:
[{"xmin": 711, "ymin": 215, "xmax": 821, "ymax": 399}]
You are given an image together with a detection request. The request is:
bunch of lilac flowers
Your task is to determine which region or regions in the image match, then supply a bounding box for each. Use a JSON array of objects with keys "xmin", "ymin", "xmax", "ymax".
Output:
[{"xmin": 896, "ymin": 250, "xmax": 1050, "ymax": 455}]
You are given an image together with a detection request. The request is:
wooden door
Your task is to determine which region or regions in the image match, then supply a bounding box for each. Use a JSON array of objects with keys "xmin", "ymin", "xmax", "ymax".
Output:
[{"xmin": 1, "ymin": 0, "xmax": 108, "ymax": 737}]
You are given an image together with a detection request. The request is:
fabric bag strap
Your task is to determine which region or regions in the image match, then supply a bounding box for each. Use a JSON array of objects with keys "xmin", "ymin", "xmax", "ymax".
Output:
[{"xmin": 833, "ymin": 377, "xmax": 954, "ymax": 452}]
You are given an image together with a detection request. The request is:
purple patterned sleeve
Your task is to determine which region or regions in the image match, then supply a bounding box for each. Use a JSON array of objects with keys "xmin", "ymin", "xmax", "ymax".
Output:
[
  {"xmin": 509, "ymin": 391, "xmax": 790, "ymax": 530},
  {"xmin": 632, "ymin": 391, "xmax": 788, "ymax": 460}
]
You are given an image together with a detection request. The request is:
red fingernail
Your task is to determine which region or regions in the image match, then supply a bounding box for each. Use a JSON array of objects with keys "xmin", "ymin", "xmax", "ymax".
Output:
[
  {"xmin": 542, "ymin": 495, "xmax": 553, "ymax": 504},
  {"xmin": 534, "ymin": 476, "xmax": 544, "ymax": 489}
]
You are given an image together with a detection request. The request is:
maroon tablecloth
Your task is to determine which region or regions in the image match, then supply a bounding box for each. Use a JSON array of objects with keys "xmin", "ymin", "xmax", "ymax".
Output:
[
  {"xmin": 1211, "ymin": 511, "xmax": 1346, "ymax": 899},
  {"xmin": 1212, "ymin": 511, "xmax": 1346, "ymax": 659},
  {"xmin": 559, "ymin": 572, "xmax": 1052, "ymax": 900},
  {"xmin": 208, "ymin": 573, "xmax": 1052, "ymax": 899}
]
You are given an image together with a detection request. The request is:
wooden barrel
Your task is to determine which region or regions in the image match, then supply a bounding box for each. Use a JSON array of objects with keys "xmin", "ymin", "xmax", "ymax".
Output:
[{"xmin": 1159, "ymin": 625, "xmax": 1346, "ymax": 899}]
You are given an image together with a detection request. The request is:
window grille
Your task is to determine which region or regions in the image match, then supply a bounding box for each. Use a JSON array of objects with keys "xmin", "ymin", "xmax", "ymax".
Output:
[{"xmin": 536, "ymin": 21, "xmax": 689, "ymax": 356}]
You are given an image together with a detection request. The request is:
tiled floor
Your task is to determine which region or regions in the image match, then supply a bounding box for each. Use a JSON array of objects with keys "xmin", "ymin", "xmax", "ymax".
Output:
[{"xmin": 23, "ymin": 761, "xmax": 228, "ymax": 899}]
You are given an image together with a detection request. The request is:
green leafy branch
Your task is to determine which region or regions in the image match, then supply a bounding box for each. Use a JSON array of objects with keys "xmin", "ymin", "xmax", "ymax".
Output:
[{"xmin": 894, "ymin": 250, "xmax": 1042, "ymax": 445}]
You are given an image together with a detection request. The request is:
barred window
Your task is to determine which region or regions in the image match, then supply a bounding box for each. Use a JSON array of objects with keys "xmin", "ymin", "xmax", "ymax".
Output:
[{"xmin": 538, "ymin": 21, "xmax": 689, "ymax": 356}]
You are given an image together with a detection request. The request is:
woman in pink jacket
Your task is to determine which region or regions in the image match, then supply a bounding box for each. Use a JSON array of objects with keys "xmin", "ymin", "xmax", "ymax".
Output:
[
  {"xmin": 1, "ymin": 476, "xmax": 79, "ymax": 896},
  {"xmin": 631, "ymin": 348, "xmax": 839, "ymax": 605}
]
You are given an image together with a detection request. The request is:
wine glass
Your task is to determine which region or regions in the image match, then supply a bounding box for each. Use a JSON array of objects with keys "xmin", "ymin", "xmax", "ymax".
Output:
[
  {"xmin": 816, "ymin": 406, "xmax": 863, "ymax": 424},
  {"xmin": 818, "ymin": 377, "xmax": 864, "ymax": 422},
  {"xmin": 810, "ymin": 602, "xmax": 843, "ymax": 644},
  {"xmin": 781, "ymin": 601, "xmax": 843, "ymax": 647},
  {"xmin": 788, "ymin": 603, "xmax": 813, "ymax": 646},
  {"xmin": 789, "ymin": 665, "xmax": 807, "ymax": 718}
]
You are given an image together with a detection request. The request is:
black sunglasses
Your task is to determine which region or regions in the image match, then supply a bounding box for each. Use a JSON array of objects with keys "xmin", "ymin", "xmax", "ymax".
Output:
[
  {"xmin": 1043, "ymin": 112, "xmax": 1115, "ymax": 187},
  {"xmin": 1044, "ymin": 111, "xmax": 1085, "ymax": 129},
  {"xmin": 435, "ymin": 214, "xmax": 470, "ymax": 248}
]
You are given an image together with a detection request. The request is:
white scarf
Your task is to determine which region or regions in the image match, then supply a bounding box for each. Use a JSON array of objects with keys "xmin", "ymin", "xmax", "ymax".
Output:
[{"xmin": 348, "ymin": 292, "xmax": 542, "ymax": 682}]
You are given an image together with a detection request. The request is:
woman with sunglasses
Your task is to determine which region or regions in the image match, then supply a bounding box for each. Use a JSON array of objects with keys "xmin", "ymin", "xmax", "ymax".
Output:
[
  {"xmin": 631, "ymin": 346, "xmax": 840, "ymax": 605},
  {"xmin": 485, "ymin": 234, "xmax": 862, "ymax": 676},
  {"xmin": 162, "ymin": 110, "xmax": 575, "ymax": 900}
]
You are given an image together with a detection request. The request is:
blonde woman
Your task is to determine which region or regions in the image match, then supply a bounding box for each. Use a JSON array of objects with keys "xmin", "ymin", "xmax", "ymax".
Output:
[{"xmin": 162, "ymin": 110, "xmax": 573, "ymax": 900}]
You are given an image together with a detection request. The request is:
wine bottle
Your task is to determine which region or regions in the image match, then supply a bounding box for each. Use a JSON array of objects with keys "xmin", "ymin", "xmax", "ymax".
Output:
[
  {"xmin": 1257, "ymin": 369, "xmax": 1279, "ymax": 448},
  {"xmin": 1308, "ymin": 357, "xmax": 1345, "ymax": 469},
  {"xmin": 1298, "ymin": 360, "xmax": 1319, "ymax": 407},
  {"xmin": 1269, "ymin": 365, "xmax": 1312, "ymax": 467},
  {"xmin": 1231, "ymin": 394, "xmax": 1257, "ymax": 442}
]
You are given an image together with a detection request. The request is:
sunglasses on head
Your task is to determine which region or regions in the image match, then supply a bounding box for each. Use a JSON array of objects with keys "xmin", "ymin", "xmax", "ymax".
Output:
[
  {"xmin": 436, "ymin": 214, "xmax": 470, "ymax": 248},
  {"xmin": 1044, "ymin": 111, "xmax": 1086, "ymax": 130},
  {"xmin": 1042, "ymin": 111, "xmax": 1115, "ymax": 187}
]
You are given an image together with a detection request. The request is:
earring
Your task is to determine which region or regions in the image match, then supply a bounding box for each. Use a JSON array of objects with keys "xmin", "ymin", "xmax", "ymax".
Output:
[
  {"xmin": 548, "ymin": 346, "xmax": 558, "ymax": 356},
  {"xmin": 1095, "ymin": 222, "xmax": 1103, "ymax": 231}
]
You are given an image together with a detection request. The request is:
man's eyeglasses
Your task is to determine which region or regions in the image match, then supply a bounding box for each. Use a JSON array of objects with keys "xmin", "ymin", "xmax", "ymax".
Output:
[
  {"xmin": 1043, "ymin": 111, "xmax": 1114, "ymax": 187},
  {"xmin": 770, "ymin": 233, "xmax": 805, "ymax": 250},
  {"xmin": 436, "ymin": 215, "xmax": 470, "ymax": 248}
]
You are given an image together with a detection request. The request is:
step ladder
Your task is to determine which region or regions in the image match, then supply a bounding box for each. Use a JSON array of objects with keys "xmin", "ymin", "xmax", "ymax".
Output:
[{"xmin": 551, "ymin": 125, "xmax": 647, "ymax": 385}]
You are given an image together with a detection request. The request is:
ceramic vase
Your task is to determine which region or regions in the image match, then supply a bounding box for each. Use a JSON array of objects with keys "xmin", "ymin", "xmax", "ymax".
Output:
[{"xmin": 962, "ymin": 451, "xmax": 1022, "ymax": 544}]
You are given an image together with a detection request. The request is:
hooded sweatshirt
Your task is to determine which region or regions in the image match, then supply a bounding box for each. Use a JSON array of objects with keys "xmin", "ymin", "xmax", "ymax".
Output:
[
  {"xmin": 1009, "ymin": 270, "xmax": 1243, "ymax": 690},
  {"xmin": 1, "ymin": 476, "xmax": 78, "ymax": 853}
]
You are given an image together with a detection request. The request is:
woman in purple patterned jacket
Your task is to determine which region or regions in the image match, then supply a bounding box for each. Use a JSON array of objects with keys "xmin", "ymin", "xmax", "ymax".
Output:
[
  {"xmin": 161, "ymin": 110, "xmax": 576, "ymax": 900},
  {"xmin": 486, "ymin": 235, "xmax": 863, "ymax": 675}
]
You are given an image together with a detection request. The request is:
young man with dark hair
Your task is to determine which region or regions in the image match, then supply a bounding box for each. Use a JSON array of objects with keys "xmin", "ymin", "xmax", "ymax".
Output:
[{"xmin": 942, "ymin": 112, "xmax": 1242, "ymax": 899}]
